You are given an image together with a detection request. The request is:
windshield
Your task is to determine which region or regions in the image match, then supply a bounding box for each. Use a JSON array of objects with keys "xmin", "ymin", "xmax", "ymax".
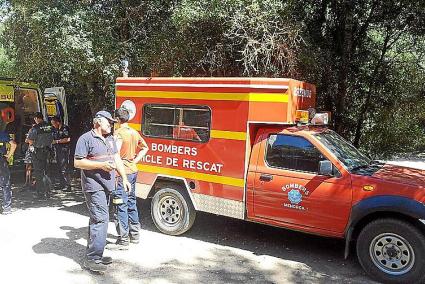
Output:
[{"xmin": 314, "ymin": 130, "xmax": 371, "ymax": 171}]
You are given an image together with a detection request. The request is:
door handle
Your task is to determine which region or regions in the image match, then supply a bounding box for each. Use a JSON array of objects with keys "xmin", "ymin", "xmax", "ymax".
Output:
[{"xmin": 259, "ymin": 174, "xmax": 273, "ymax": 182}]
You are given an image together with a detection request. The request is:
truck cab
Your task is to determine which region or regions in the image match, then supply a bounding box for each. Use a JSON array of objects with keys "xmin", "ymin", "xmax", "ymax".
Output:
[{"xmin": 247, "ymin": 125, "xmax": 425, "ymax": 284}]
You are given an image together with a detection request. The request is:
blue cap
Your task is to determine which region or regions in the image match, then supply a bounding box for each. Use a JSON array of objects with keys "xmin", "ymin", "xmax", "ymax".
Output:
[{"xmin": 95, "ymin": 111, "xmax": 117, "ymax": 122}]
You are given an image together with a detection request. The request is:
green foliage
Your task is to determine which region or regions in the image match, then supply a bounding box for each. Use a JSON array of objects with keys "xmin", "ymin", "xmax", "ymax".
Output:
[{"xmin": 0, "ymin": 0, "xmax": 424, "ymax": 157}]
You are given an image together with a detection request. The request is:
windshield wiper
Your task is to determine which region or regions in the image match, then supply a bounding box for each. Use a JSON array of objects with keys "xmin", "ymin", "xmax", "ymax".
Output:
[{"xmin": 350, "ymin": 164, "xmax": 370, "ymax": 172}]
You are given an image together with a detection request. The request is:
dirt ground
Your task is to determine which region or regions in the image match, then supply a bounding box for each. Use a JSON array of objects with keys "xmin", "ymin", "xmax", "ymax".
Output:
[{"xmin": 0, "ymin": 177, "xmax": 379, "ymax": 284}]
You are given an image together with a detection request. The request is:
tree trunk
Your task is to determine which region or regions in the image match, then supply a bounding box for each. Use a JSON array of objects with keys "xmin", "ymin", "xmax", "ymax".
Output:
[{"xmin": 335, "ymin": 0, "xmax": 354, "ymax": 134}]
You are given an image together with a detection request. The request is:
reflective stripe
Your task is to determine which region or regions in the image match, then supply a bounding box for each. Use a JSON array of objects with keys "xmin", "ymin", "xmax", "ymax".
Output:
[
  {"xmin": 420, "ymin": 219, "xmax": 425, "ymax": 225},
  {"xmin": 116, "ymin": 90, "xmax": 289, "ymax": 103},
  {"xmin": 112, "ymin": 198, "xmax": 124, "ymax": 205},
  {"xmin": 210, "ymin": 130, "xmax": 246, "ymax": 141},
  {"xmin": 137, "ymin": 164, "xmax": 244, "ymax": 188}
]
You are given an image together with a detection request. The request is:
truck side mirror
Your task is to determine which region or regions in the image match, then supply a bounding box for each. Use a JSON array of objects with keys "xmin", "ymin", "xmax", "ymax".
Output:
[{"xmin": 318, "ymin": 160, "xmax": 333, "ymax": 176}]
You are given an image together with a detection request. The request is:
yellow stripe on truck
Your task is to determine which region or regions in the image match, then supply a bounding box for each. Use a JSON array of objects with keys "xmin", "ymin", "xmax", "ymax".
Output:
[
  {"xmin": 116, "ymin": 90, "xmax": 289, "ymax": 103},
  {"xmin": 128, "ymin": 123, "xmax": 247, "ymax": 141},
  {"xmin": 137, "ymin": 164, "xmax": 245, "ymax": 188},
  {"xmin": 210, "ymin": 130, "xmax": 246, "ymax": 141}
]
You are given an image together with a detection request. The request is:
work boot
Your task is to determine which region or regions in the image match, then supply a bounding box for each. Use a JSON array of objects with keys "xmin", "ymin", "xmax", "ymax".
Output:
[
  {"xmin": 106, "ymin": 239, "xmax": 129, "ymax": 250},
  {"xmin": 1, "ymin": 208, "xmax": 12, "ymax": 215},
  {"xmin": 130, "ymin": 237, "xmax": 140, "ymax": 244},
  {"xmin": 101, "ymin": 256, "xmax": 113, "ymax": 265},
  {"xmin": 82, "ymin": 259, "xmax": 107, "ymax": 273}
]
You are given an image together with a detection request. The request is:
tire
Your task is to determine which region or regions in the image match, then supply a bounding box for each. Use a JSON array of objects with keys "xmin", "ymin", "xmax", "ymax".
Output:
[
  {"xmin": 356, "ymin": 218, "xmax": 425, "ymax": 284},
  {"xmin": 151, "ymin": 186, "xmax": 196, "ymax": 236}
]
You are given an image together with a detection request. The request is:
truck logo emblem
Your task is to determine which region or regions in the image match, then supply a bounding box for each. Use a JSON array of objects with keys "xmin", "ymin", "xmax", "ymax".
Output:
[
  {"xmin": 282, "ymin": 183, "xmax": 309, "ymax": 211},
  {"xmin": 288, "ymin": 189, "xmax": 302, "ymax": 204}
]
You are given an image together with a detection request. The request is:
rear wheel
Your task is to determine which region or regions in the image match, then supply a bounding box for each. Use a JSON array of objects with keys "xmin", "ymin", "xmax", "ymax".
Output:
[
  {"xmin": 356, "ymin": 218, "xmax": 425, "ymax": 284},
  {"xmin": 151, "ymin": 186, "xmax": 196, "ymax": 236}
]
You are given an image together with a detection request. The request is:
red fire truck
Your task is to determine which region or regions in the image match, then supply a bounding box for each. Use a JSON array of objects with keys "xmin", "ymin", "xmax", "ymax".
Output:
[{"xmin": 115, "ymin": 77, "xmax": 425, "ymax": 284}]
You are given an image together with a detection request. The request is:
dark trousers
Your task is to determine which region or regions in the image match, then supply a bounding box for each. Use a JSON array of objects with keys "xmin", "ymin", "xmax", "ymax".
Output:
[
  {"xmin": 113, "ymin": 172, "xmax": 140, "ymax": 243},
  {"xmin": 84, "ymin": 190, "xmax": 109, "ymax": 261},
  {"xmin": 0, "ymin": 157, "xmax": 12, "ymax": 212},
  {"xmin": 33, "ymin": 148, "xmax": 50, "ymax": 197},
  {"xmin": 56, "ymin": 146, "xmax": 70, "ymax": 187}
]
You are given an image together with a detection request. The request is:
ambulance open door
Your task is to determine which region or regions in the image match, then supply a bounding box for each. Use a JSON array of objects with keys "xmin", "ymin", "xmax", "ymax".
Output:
[
  {"xmin": 43, "ymin": 87, "xmax": 68, "ymax": 125},
  {"xmin": 0, "ymin": 80, "xmax": 42, "ymax": 166},
  {"xmin": 0, "ymin": 84, "xmax": 15, "ymax": 133}
]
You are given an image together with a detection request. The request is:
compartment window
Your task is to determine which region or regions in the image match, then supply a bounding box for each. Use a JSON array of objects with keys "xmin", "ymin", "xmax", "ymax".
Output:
[{"xmin": 142, "ymin": 104, "xmax": 211, "ymax": 142}]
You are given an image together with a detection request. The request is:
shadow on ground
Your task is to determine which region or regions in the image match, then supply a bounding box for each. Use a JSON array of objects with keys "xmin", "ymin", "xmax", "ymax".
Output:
[
  {"xmin": 136, "ymin": 198, "xmax": 373, "ymax": 283},
  {"xmin": 32, "ymin": 225, "xmax": 364, "ymax": 284},
  {"xmin": 19, "ymin": 183, "xmax": 374, "ymax": 283},
  {"xmin": 10, "ymin": 178, "xmax": 85, "ymax": 211}
]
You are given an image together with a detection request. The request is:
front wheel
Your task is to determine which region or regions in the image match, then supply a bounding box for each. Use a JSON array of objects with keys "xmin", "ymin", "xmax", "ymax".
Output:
[
  {"xmin": 151, "ymin": 186, "xmax": 196, "ymax": 236},
  {"xmin": 356, "ymin": 218, "xmax": 425, "ymax": 284}
]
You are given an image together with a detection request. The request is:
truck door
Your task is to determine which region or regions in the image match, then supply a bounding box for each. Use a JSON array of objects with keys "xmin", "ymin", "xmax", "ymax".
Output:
[
  {"xmin": 251, "ymin": 131, "xmax": 352, "ymax": 234},
  {"xmin": 44, "ymin": 87, "xmax": 68, "ymax": 125},
  {"xmin": 2, "ymin": 84, "xmax": 42, "ymax": 164}
]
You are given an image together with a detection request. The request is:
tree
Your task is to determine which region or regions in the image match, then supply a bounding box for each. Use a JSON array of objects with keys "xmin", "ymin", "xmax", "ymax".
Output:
[{"xmin": 1, "ymin": 0, "xmax": 424, "ymax": 157}]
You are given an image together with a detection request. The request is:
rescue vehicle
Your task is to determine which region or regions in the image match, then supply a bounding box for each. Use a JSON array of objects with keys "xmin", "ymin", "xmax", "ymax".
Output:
[
  {"xmin": 0, "ymin": 78, "xmax": 67, "ymax": 167},
  {"xmin": 115, "ymin": 77, "xmax": 425, "ymax": 284}
]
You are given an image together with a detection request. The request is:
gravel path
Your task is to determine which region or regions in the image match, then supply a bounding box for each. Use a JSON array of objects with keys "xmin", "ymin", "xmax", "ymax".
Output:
[{"xmin": 0, "ymin": 181, "xmax": 378, "ymax": 284}]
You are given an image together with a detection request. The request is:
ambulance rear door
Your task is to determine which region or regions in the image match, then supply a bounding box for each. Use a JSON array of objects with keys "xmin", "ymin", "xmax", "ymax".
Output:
[{"xmin": 44, "ymin": 87, "xmax": 68, "ymax": 125}]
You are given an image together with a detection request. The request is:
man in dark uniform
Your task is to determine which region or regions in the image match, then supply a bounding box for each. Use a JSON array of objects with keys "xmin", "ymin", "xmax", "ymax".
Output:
[
  {"xmin": 74, "ymin": 111, "xmax": 131, "ymax": 273},
  {"xmin": 0, "ymin": 130, "xmax": 16, "ymax": 214},
  {"xmin": 51, "ymin": 116, "xmax": 71, "ymax": 191},
  {"xmin": 26, "ymin": 112, "xmax": 53, "ymax": 199}
]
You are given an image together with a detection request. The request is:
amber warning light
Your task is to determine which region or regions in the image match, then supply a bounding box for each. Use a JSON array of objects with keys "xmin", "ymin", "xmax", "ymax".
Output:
[
  {"xmin": 296, "ymin": 109, "xmax": 330, "ymax": 125},
  {"xmin": 295, "ymin": 110, "xmax": 309, "ymax": 124}
]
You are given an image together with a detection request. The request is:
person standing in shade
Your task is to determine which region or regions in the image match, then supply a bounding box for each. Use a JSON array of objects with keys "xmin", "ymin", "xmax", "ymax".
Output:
[
  {"xmin": 23, "ymin": 127, "xmax": 35, "ymax": 191},
  {"xmin": 51, "ymin": 116, "xmax": 71, "ymax": 191},
  {"xmin": 74, "ymin": 111, "xmax": 131, "ymax": 273},
  {"xmin": 108, "ymin": 107, "xmax": 149, "ymax": 250},
  {"xmin": 26, "ymin": 112, "xmax": 53, "ymax": 199},
  {"xmin": 0, "ymin": 130, "xmax": 16, "ymax": 214}
]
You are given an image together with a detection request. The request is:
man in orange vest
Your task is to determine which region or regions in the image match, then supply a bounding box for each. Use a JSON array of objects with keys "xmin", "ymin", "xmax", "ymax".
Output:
[{"xmin": 108, "ymin": 107, "xmax": 149, "ymax": 250}]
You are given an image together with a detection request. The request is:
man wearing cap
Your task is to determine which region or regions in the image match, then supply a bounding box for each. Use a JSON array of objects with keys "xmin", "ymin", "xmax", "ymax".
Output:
[
  {"xmin": 26, "ymin": 112, "xmax": 54, "ymax": 199},
  {"xmin": 108, "ymin": 107, "xmax": 149, "ymax": 250},
  {"xmin": 74, "ymin": 110, "xmax": 131, "ymax": 273},
  {"xmin": 51, "ymin": 116, "xmax": 71, "ymax": 191}
]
